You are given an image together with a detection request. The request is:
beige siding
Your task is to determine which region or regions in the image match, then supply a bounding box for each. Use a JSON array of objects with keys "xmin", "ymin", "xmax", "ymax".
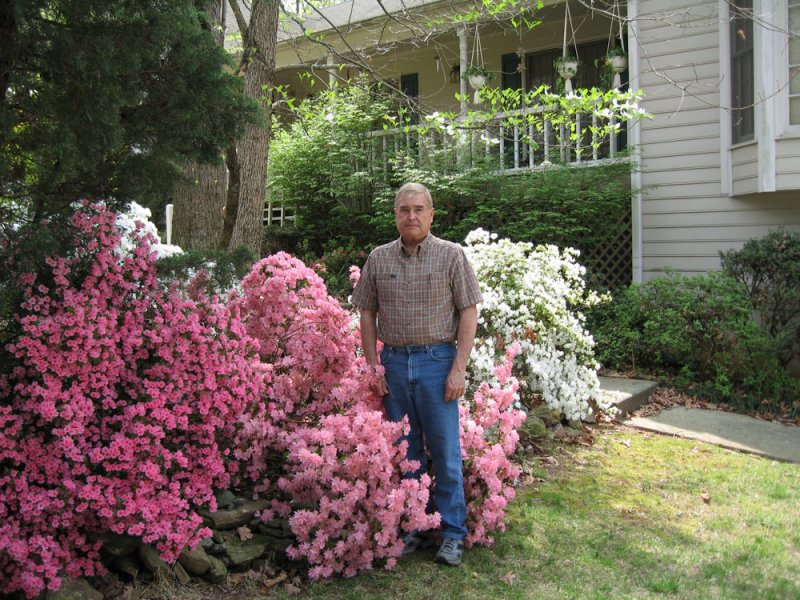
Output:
[
  {"xmin": 731, "ymin": 143, "xmax": 758, "ymax": 195},
  {"xmin": 640, "ymin": 121, "xmax": 719, "ymax": 145},
  {"xmin": 776, "ymin": 137, "xmax": 800, "ymax": 190},
  {"xmin": 642, "ymin": 202, "xmax": 800, "ymax": 226},
  {"xmin": 642, "ymin": 151, "xmax": 719, "ymax": 171},
  {"xmin": 641, "ymin": 91, "xmax": 721, "ymax": 116},
  {"xmin": 643, "ymin": 256, "xmax": 726, "ymax": 277},
  {"xmin": 637, "ymin": 0, "xmax": 800, "ymax": 279},
  {"xmin": 646, "ymin": 224, "xmax": 789, "ymax": 241}
]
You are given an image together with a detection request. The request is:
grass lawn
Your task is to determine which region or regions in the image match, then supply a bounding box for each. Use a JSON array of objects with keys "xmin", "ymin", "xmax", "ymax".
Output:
[{"xmin": 146, "ymin": 425, "xmax": 800, "ymax": 600}]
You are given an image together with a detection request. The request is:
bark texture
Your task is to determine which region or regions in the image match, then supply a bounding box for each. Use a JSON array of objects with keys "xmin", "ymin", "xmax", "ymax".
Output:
[
  {"xmin": 171, "ymin": 1, "xmax": 228, "ymax": 251},
  {"xmin": 228, "ymin": 0, "xmax": 279, "ymax": 255},
  {"xmin": 172, "ymin": 162, "xmax": 227, "ymax": 250}
]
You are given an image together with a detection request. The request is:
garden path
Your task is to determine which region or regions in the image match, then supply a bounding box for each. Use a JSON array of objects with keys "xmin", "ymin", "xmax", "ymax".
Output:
[{"xmin": 600, "ymin": 376, "xmax": 800, "ymax": 464}]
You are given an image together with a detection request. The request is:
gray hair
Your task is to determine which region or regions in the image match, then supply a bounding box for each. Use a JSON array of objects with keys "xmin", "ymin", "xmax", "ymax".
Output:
[{"xmin": 395, "ymin": 182, "xmax": 433, "ymax": 208}]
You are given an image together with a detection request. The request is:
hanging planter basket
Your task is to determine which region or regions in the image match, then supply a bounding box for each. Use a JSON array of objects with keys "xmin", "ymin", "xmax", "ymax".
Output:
[
  {"xmin": 611, "ymin": 55, "xmax": 627, "ymax": 89},
  {"xmin": 464, "ymin": 25, "xmax": 493, "ymax": 103},
  {"xmin": 555, "ymin": 57, "xmax": 579, "ymax": 93},
  {"xmin": 468, "ymin": 74, "xmax": 487, "ymax": 90},
  {"xmin": 558, "ymin": 0, "xmax": 580, "ymax": 94},
  {"xmin": 611, "ymin": 55, "xmax": 627, "ymax": 71},
  {"xmin": 462, "ymin": 66, "xmax": 494, "ymax": 103}
]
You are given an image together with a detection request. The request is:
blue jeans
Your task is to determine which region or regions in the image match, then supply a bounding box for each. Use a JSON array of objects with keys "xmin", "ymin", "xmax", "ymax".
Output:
[{"xmin": 380, "ymin": 343, "xmax": 467, "ymax": 540}]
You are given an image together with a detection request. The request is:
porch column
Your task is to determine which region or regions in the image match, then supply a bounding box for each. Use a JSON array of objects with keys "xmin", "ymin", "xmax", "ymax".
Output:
[
  {"xmin": 458, "ymin": 26, "xmax": 468, "ymax": 118},
  {"xmin": 327, "ymin": 53, "xmax": 336, "ymax": 87}
]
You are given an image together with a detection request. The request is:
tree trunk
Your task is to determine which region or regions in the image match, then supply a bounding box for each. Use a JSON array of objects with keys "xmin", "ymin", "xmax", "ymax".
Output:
[
  {"xmin": 172, "ymin": 161, "xmax": 227, "ymax": 250},
  {"xmin": 171, "ymin": 1, "xmax": 227, "ymax": 251},
  {"xmin": 219, "ymin": 144, "xmax": 240, "ymax": 249},
  {"xmin": 228, "ymin": 0, "xmax": 279, "ymax": 255}
]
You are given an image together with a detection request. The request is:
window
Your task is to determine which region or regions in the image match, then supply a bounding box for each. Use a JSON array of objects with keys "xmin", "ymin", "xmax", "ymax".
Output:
[
  {"xmin": 731, "ymin": 0, "xmax": 754, "ymax": 142},
  {"xmin": 400, "ymin": 73, "xmax": 419, "ymax": 98},
  {"xmin": 791, "ymin": 0, "xmax": 800, "ymax": 124},
  {"xmin": 400, "ymin": 73, "xmax": 419, "ymax": 123},
  {"xmin": 501, "ymin": 52, "xmax": 522, "ymax": 91}
]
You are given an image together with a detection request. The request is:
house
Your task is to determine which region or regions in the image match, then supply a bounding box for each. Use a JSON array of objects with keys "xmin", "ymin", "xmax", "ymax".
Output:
[{"xmin": 264, "ymin": 0, "xmax": 800, "ymax": 283}]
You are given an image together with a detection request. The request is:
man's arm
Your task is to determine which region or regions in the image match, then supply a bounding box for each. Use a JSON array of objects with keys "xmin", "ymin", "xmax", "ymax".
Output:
[
  {"xmin": 445, "ymin": 304, "xmax": 478, "ymax": 401},
  {"xmin": 360, "ymin": 308, "xmax": 389, "ymax": 396}
]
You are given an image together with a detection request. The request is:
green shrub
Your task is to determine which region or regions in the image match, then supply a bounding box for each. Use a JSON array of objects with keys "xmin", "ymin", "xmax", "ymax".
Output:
[
  {"xmin": 588, "ymin": 271, "xmax": 799, "ymax": 410},
  {"xmin": 374, "ymin": 158, "xmax": 633, "ymax": 290},
  {"xmin": 262, "ymin": 223, "xmax": 305, "ymax": 257},
  {"xmin": 438, "ymin": 162, "xmax": 633, "ymax": 290},
  {"xmin": 268, "ymin": 79, "xmax": 396, "ymax": 256},
  {"xmin": 309, "ymin": 246, "xmax": 370, "ymax": 301},
  {"xmin": 720, "ymin": 229, "xmax": 800, "ymax": 364}
]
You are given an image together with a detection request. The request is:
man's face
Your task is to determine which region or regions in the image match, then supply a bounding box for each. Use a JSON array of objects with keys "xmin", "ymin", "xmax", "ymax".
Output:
[{"xmin": 394, "ymin": 192, "xmax": 434, "ymax": 246}]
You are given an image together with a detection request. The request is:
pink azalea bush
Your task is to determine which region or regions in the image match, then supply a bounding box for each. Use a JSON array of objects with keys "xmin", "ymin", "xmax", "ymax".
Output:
[
  {"xmin": 231, "ymin": 254, "xmax": 439, "ymax": 578},
  {"xmin": 0, "ymin": 214, "xmax": 528, "ymax": 593},
  {"xmin": 235, "ymin": 261, "xmax": 525, "ymax": 578},
  {"xmin": 0, "ymin": 204, "xmax": 266, "ymax": 598},
  {"xmin": 231, "ymin": 252, "xmax": 360, "ymax": 492},
  {"xmin": 279, "ymin": 410, "xmax": 438, "ymax": 579},
  {"xmin": 234, "ymin": 252, "xmax": 357, "ymax": 422},
  {"xmin": 460, "ymin": 343, "xmax": 526, "ymax": 546}
]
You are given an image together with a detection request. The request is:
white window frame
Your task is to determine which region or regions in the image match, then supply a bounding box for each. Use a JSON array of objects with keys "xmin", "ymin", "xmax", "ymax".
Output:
[
  {"xmin": 765, "ymin": 0, "xmax": 800, "ymax": 138},
  {"xmin": 787, "ymin": 0, "xmax": 800, "ymax": 129}
]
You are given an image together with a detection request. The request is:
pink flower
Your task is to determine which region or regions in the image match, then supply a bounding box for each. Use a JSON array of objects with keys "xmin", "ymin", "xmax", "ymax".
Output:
[
  {"xmin": 1, "ymin": 203, "xmax": 266, "ymax": 598},
  {"xmin": 348, "ymin": 265, "xmax": 361, "ymax": 287}
]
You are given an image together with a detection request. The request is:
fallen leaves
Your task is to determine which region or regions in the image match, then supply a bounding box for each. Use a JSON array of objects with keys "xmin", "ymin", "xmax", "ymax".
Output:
[
  {"xmin": 539, "ymin": 455, "xmax": 559, "ymax": 467},
  {"xmin": 553, "ymin": 424, "xmax": 595, "ymax": 446},
  {"xmin": 119, "ymin": 585, "xmax": 139, "ymax": 600},
  {"xmin": 236, "ymin": 525, "xmax": 253, "ymax": 541},
  {"xmin": 261, "ymin": 571, "xmax": 288, "ymax": 590},
  {"xmin": 631, "ymin": 386, "xmax": 800, "ymax": 426},
  {"xmin": 499, "ymin": 571, "xmax": 516, "ymax": 586},
  {"xmin": 285, "ymin": 581, "xmax": 303, "ymax": 595},
  {"xmin": 519, "ymin": 474, "xmax": 546, "ymax": 485},
  {"xmin": 225, "ymin": 565, "xmax": 303, "ymax": 595},
  {"xmin": 633, "ymin": 387, "xmax": 700, "ymax": 417}
]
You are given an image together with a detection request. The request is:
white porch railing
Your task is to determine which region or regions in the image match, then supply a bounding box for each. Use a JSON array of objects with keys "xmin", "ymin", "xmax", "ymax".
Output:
[{"xmin": 366, "ymin": 104, "xmax": 627, "ymax": 178}]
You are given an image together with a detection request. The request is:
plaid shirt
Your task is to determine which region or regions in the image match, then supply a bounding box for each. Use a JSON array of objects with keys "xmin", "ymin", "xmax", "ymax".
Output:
[{"xmin": 351, "ymin": 234, "xmax": 482, "ymax": 346}]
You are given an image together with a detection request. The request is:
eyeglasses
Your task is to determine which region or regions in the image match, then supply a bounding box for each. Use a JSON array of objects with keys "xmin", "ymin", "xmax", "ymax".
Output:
[{"xmin": 396, "ymin": 207, "xmax": 431, "ymax": 216}]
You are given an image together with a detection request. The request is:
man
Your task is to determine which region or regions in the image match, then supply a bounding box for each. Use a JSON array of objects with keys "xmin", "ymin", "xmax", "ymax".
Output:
[{"xmin": 351, "ymin": 182, "xmax": 482, "ymax": 567}]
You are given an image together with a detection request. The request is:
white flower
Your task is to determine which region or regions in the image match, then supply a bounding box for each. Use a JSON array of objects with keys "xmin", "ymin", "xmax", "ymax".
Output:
[
  {"xmin": 462, "ymin": 230, "xmax": 615, "ymax": 420},
  {"xmin": 115, "ymin": 201, "xmax": 183, "ymax": 259}
]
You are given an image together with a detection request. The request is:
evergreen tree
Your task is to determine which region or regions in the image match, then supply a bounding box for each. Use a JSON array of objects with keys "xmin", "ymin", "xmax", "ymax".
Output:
[{"xmin": 0, "ymin": 0, "xmax": 254, "ymax": 221}]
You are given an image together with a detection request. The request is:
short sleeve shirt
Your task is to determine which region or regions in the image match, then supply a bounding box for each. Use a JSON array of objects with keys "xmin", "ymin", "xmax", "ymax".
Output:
[{"xmin": 351, "ymin": 234, "xmax": 483, "ymax": 346}]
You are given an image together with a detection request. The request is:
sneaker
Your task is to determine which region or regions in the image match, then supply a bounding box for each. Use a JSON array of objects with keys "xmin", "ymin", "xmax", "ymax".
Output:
[
  {"xmin": 401, "ymin": 530, "xmax": 434, "ymax": 556},
  {"xmin": 434, "ymin": 538, "xmax": 463, "ymax": 566}
]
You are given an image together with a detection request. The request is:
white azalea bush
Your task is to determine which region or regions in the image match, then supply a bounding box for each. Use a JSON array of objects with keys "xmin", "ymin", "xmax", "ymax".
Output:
[
  {"xmin": 115, "ymin": 201, "xmax": 183, "ymax": 259},
  {"xmin": 463, "ymin": 229, "xmax": 615, "ymax": 421}
]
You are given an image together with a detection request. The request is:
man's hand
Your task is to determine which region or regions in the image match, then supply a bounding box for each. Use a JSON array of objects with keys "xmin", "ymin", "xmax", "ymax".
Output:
[
  {"xmin": 444, "ymin": 366, "xmax": 466, "ymax": 401},
  {"xmin": 360, "ymin": 308, "xmax": 387, "ymax": 397},
  {"xmin": 445, "ymin": 304, "xmax": 477, "ymax": 402},
  {"xmin": 370, "ymin": 373, "xmax": 389, "ymax": 397}
]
